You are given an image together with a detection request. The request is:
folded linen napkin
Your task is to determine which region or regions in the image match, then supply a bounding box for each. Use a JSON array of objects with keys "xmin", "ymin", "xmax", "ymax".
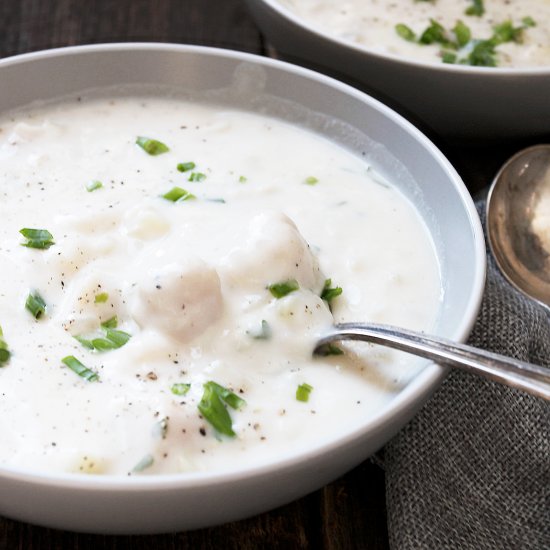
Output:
[{"xmin": 383, "ymin": 203, "xmax": 550, "ymax": 549}]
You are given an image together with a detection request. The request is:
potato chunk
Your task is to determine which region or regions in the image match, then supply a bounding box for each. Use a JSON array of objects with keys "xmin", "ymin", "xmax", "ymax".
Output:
[
  {"xmin": 131, "ymin": 257, "xmax": 223, "ymax": 342},
  {"xmin": 221, "ymin": 213, "xmax": 324, "ymax": 294}
]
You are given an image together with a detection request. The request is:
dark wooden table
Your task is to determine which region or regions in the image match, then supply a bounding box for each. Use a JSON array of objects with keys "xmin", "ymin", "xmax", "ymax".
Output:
[{"xmin": 1, "ymin": 2, "xmax": 547, "ymax": 549}]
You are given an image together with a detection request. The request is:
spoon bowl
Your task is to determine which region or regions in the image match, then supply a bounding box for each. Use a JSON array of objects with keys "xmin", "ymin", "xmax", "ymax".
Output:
[
  {"xmin": 315, "ymin": 323, "xmax": 550, "ymax": 401},
  {"xmin": 487, "ymin": 145, "xmax": 550, "ymax": 308}
]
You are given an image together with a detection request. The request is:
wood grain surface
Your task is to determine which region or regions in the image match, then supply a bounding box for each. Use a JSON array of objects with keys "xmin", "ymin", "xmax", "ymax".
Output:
[{"xmin": 0, "ymin": 1, "xmax": 389, "ymax": 548}]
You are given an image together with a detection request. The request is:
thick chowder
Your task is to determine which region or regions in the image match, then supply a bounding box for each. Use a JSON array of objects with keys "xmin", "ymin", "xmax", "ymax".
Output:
[
  {"xmin": 279, "ymin": 0, "xmax": 550, "ymax": 68},
  {"xmin": 0, "ymin": 93, "xmax": 441, "ymax": 475}
]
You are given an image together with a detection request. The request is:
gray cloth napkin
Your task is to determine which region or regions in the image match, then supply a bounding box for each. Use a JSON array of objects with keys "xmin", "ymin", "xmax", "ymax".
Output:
[{"xmin": 383, "ymin": 203, "xmax": 550, "ymax": 549}]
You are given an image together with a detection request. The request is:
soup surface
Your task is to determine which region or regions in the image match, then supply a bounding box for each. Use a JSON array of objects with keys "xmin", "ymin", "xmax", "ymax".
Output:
[
  {"xmin": 279, "ymin": 0, "xmax": 550, "ymax": 68},
  {"xmin": 0, "ymin": 94, "xmax": 441, "ymax": 475}
]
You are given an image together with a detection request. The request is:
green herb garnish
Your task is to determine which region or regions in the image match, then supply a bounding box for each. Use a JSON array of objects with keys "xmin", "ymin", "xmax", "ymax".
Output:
[
  {"xmin": 453, "ymin": 20, "xmax": 471, "ymax": 48},
  {"xmin": 316, "ymin": 343, "xmax": 344, "ymax": 357},
  {"xmin": 171, "ymin": 383, "xmax": 191, "ymax": 396},
  {"xmin": 20, "ymin": 228, "xmax": 55, "ymax": 249},
  {"xmin": 177, "ymin": 161, "xmax": 196, "ymax": 172},
  {"xmin": 86, "ymin": 180, "xmax": 103, "ymax": 192},
  {"xmin": 25, "ymin": 291, "xmax": 47, "ymax": 319},
  {"xmin": 0, "ymin": 326, "xmax": 10, "ymax": 365},
  {"xmin": 304, "ymin": 176, "xmax": 319, "ymax": 185},
  {"xmin": 268, "ymin": 279, "xmax": 299, "ymax": 299},
  {"xmin": 88, "ymin": 337, "xmax": 119, "ymax": 352},
  {"xmin": 198, "ymin": 381, "xmax": 246, "ymax": 437},
  {"xmin": 321, "ymin": 279, "xmax": 343, "ymax": 304},
  {"xmin": 465, "ymin": 0, "xmax": 484, "ymax": 17},
  {"xmin": 296, "ymin": 383, "xmax": 313, "ymax": 402},
  {"xmin": 395, "ymin": 23, "xmax": 416, "ymax": 42},
  {"xmin": 136, "ymin": 136, "xmax": 169, "ymax": 156},
  {"xmin": 94, "ymin": 292, "xmax": 109, "ymax": 304},
  {"xmin": 395, "ymin": 15, "xmax": 536, "ymax": 67},
  {"xmin": 101, "ymin": 316, "xmax": 118, "ymax": 329},
  {"xmin": 493, "ymin": 18, "xmax": 535, "ymax": 43},
  {"xmin": 62, "ymin": 355, "xmax": 99, "ymax": 382},
  {"xmin": 103, "ymin": 328, "xmax": 131, "ymax": 347},
  {"xmin": 74, "ymin": 335, "xmax": 95, "ymax": 350},
  {"xmin": 75, "ymin": 317, "xmax": 131, "ymax": 352},
  {"xmin": 188, "ymin": 172, "xmax": 206, "ymax": 182},
  {"xmin": 87, "ymin": 330, "xmax": 130, "ymax": 352},
  {"xmin": 162, "ymin": 187, "xmax": 196, "ymax": 202},
  {"xmin": 419, "ymin": 18, "xmax": 452, "ymax": 47},
  {"xmin": 78, "ymin": 330, "xmax": 130, "ymax": 352},
  {"xmin": 238, "ymin": 175, "xmax": 248, "ymax": 183},
  {"xmin": 466, "ymin": 39, "xmax": 498, "ymax": 66}
]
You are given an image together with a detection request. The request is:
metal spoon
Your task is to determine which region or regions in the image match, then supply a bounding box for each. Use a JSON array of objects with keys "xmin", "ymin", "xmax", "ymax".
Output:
[
  {"xmin": 314, "ymin": 148, "xmax": 550, "ymax": 401},
  {"xmin": 315, "ymin": 322, "xmax": 550, "ymax": 401},
  {"xmin": 487, "ymin": 144, "xmax": 550, "ymax": 309}
]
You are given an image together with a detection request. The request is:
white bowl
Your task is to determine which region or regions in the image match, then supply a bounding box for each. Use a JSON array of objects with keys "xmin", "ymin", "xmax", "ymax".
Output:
[
  {"xmin": 0, "ymin": 43, "xmax": 485, "ymax": 534},
  {"xmin": 244, "ymin": 0, "xmax": 550, "ymax": 140}
]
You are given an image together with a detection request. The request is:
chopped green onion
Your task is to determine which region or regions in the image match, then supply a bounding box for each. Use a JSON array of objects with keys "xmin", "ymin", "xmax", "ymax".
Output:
[
  {"xmin": 74, "ymin": 318, "xmax": 131, "ymax": 352},
  {"xmin": 321, "ymin": 279, "xmax": 343, "ymax": 305},
  {"xmin": 492, "ymin": 19, "xmax": 534, "ymax": 44},
  {"xmin": 419, "ymin": 18, "xmax": 451, "ymax": 46},
  {"xmin": 396, "ymin": 13, "xmax": 536, "ymax": 67},
  {"xmin": 101, "ymin": 316, "xmax": 118, "ymax": 329},
  {"xmin": 89, "ymin": 330, "xmax": 130, "ymax": 351},
  {"xmin": 247, "ymin": 320, "xmax": 272, "ymax": 340},
  {"xmin": 90, "ymin": 337, "xmax": 119, "ymax": 351},
  {"xmin": 171, "ymin": 382, "xmax": 191, "ymax": 396},
  {"xmin": 465, "ymin": 0, "xmax": 484, "ymax": 16},
  {"xmin": 103, "ymin": 328, "xmax": 131, "ymax": 347},
  {"xmin": 316, "ymin": 343, "xmax": 344, "ymax": 357},
  {"xmin": 133, "ymin": 454, "xmax": 154, "ymax": 472},
  {"xmin": 442, "ymin": 51, "xmax": 458, "ymax": 64},
  {"xmin": 296, "ymin": 383, "xmax": 313, "ymax": 402},
  {"xmin": 75, "ymin": 332, "xmax": 130, "ymax": 352},
  {"xmin": 453, "ymin": 20, "xmax": 471, "ymax": 48},
  {"xmin": 268, "ymin": 279, "xmax": 299, "ymax": 299},
  {"xmin": 94, "ymin": 292, "xmax": 109, "ymax": 304},
  {"xmin": 198, "ymin": 384, "xmax": 234, "ymax": 436},
  {"xmin": 177, "ymin": 161, "xmax": 196, "ymax": 172},
  {"xmin": 86, "ymin": 180, "xmax": 103, "ymax": 192},
  {"xmin": 395, "ymin": 23, "xmax": 416, "ymax": 42},
  {"xmin": 304, "ymin": 176, "xmax": 319, "ymax": 185},
  {"xmin": 136, "ymin": 136, "xmax": 169, "ymax": 155},
  {"xmin": 207, "ymin": 381, "xmax": 246, "ymax": 410},
  {"xmin": 20, "ymin": 228, "xmax": 55, "ymax": 249},
  {"xmin": 467, "ymin": 39, "xmax": 498, "ymax": 67},
  {"xmin": 0, "ymin": 326, "xmax": 10, "ymax": 365},
  {"xmin": 25, "ymin": 291, "xmax": 47, "ymax": 319},
  {"xmin": 74, "ymin": 335, "xmax": 95, "ymax": 350},
  {"xmin": 62, "ymin": 355, "xmax": 99, "ymax": 382},
  {"xmin": 238, "ymin": 175, "xmax": 248, "ymax": 183},
  {"xmin": 198, "ymin": 381, "xmax": 246, "ymax": 437},
  {"xmin": 188, "ymin": 172, "xmax": 206, "ymax": 182},
  {"xmin": 162, "ymin": 187, "xmax": 196, "ymax": 202}
]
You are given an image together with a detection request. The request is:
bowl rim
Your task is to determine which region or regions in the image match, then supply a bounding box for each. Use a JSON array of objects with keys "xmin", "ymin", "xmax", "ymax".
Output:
[
  {"xmin": 254, "ymin": 0, "xmax": 550, "ymax": 75},
  {"xmin": 0, "ymin": 42, "xmax": 486, "ymax": 492}
]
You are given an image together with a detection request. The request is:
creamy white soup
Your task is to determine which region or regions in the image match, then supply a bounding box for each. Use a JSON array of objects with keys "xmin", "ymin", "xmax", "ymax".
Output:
[
  {"xmin": 279, "ymin": 0, "xmax": 550, "ymax": 67},
  {"xmin": 0, "ymin": 94, "xmax": 441, "ymax": 475}
]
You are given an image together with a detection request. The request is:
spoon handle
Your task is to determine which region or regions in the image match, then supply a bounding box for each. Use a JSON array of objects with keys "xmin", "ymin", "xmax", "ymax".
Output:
[{"xmin": 317, "ymin": 322, "xmax": 550, "ymax": 401}]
